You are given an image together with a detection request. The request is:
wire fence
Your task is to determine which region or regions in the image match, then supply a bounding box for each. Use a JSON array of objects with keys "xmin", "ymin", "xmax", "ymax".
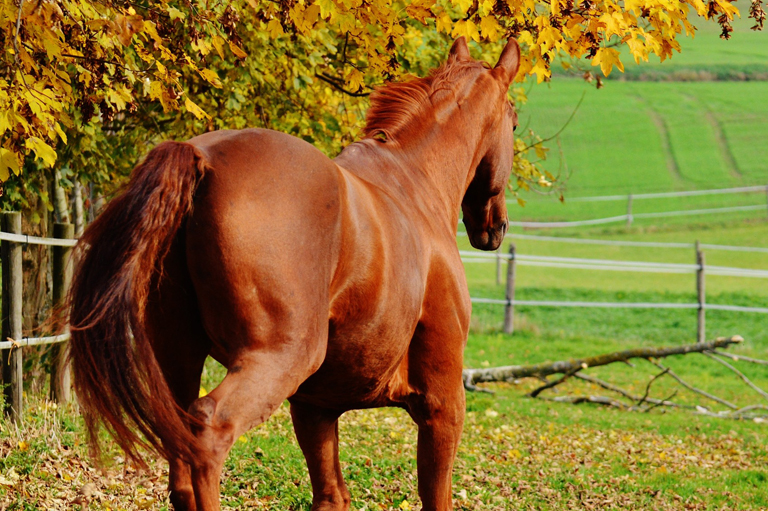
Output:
[
  {"xmin": 459, "ymin": 251, "xmax": 768, "ymax": 279},
  {"xmin": 505, "ymin": 204, "xmax": 766, "ymax": 229},
  {"xmin": 460, "ymin": 247, "xmax": 768, "ymax": 325},
  {"xmin": 506, "ymin": 184, "xmax": 768, "ymax": 203},
  {"xmin": 504, "ymin": 234, "xmax": 768, "ymax": 254}
]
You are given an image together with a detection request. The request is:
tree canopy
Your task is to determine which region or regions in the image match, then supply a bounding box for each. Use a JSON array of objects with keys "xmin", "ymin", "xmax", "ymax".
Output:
[{"xmin": 1, "ymin": 0, "xmax": 764, "ymax": 210}]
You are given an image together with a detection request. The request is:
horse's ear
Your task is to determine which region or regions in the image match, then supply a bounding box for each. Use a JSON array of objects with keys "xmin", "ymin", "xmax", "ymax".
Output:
[
  {"xmin": 449, "ymin": 37, "xmax": 471, "ymax": 61},
  {"xmin": 494, "ymin": 38, "xmax": 521, "ymax": 85}
]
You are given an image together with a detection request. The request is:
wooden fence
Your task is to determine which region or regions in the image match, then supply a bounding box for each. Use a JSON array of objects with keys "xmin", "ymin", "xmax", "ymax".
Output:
[{"xmin": 0, "ymin": 212, "xmax": 75, "ymax": 424}]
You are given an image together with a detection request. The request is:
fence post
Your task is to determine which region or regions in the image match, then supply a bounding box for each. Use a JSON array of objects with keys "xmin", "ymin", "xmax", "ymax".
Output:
[
  {"xmin": 2, "ymin": 212, "xmax": 23, "ymax": 423},
  {"xmin": 626, "ymin": 193, "xmax": 633, "ymax": 228},
  {"xmin": 503, "ymin": 243, "xmax": 516, "ymax": 334},
  {"xmin": 50, "ymin": 223, "xmax": 74, "ymax": 404},
  {"xmin": 696, "ymin": 241, "xmax": 706, "ymax": 343},
  {"xmin": 495, "ymin": 246, "xmax": 502, "ymax": 286}
]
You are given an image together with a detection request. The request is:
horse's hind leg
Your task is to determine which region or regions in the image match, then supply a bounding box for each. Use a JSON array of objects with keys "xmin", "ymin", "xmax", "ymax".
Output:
[
  {"xmin": 289, "ymin": 401, "xmax": 351, "ymax": 511},
  {"xmin": 186, "ymin": 344, "xmax": 326, "ymax": 511},
  {"xmin": 146, "ymin": 237, "xmax": 211, "ymax": 511}
]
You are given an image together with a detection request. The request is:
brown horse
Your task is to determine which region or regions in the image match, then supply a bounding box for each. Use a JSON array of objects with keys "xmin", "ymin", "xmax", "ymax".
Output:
[{"xmin": 69, "ymin": 36, "xmax": 520, "ymax": 511}]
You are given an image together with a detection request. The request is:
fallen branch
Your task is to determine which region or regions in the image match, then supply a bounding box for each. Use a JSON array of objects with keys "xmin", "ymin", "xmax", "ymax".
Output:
[
  {"xmin": 529, "ymin": 365, "xmax": 583, "ymax": 398},
  {"xmin": 541, "ymin": 395, "xmax": 627, "ymax": 409},
  {"xmin": 650, "ymin": 360, "xmax": 737, "ymax": 410},
  {"xmin": 635, "ymin": 368, "xmax": 670, "ymax": 408},
  {"xmin": 694, "ymin": 404, "xmax": 768, "ymax": 421},
  {"xmin": 643, "ymin": 390, "xmax": 678, "ymax": 413},
  {"xmin": 574, "ymin": 373, "xmax": 691, "ymax": 409},
  {"xmin": 711, "ymin": 350, "xmax": 768, "ymax": 366},
  {"xmin": 463, "ymin": 336, "xmax": 743, "ymax": 387},
  {"xmin": 702, "ymin": 351, "xmax": 768, "ymax": 403}
]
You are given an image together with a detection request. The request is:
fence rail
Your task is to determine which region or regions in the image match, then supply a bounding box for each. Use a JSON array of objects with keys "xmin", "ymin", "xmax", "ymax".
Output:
[
  {"xmin": 507, "ymin": 184, "xmax": 768, "ymax": 203},
  {"xmin": 0, "ymin": 231, "xmax": 78, "ymax": 247},
  {"xmin": 469, "ymin": 298, "xmax": 768, "ymax": 314},
  {"xmin": 504, "ymin": 204, "xmax": 767, "ymax": 229},
  {"xmin": 463, "ymin": 242, "xmax": 768, "ymax": 335},
  {"xmin": 504, "ymin": 234, "xmax": 768, "ymax": 254},
  {"xmin": 459, "ymin": 250, "xmax": 768, "ymax": 278}
]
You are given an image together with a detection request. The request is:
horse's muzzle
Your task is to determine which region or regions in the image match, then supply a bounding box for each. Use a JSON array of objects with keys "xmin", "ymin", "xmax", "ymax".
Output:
[{"xmin": 467, "ymin": 219, "xmax": 507, "ymax": 251}]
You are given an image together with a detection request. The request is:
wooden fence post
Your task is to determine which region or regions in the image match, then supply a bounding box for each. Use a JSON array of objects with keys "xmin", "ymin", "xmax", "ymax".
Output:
[
  {"xmin": 496, "ymin": 246, "xmax": 502, "ymax": 286},
  {"xmin": 50, "ymin": 223, "xmax": 74, "ymax": 404},
  {"xmin": 626, "ymin": 194, "xmax": 633, "ymax": 228},
  {"xmin": 2, "ymin": 212, "xmax": 23, "ymax": 423},
  {"xmin": 503, "ymin": 243, "xmax": 516, "ymax": 334},
  {"xmin": 696, "ymin": 241, "xmax": 706, "ymax": 343}
]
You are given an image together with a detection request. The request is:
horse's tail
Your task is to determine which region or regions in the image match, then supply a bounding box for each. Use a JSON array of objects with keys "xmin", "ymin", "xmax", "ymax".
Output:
[{"xmin": 69, "ymin": 141, "xmax": 206, "ymax": 466}]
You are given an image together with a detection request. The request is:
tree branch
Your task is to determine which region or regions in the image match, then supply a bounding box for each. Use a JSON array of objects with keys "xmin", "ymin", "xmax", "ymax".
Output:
[
  {"xmin": 702, "ymin": 351, "xmax": 768, "ymax": 403},
  {"xmin": 649, "ymin": 360, "xmax": 737, "ymax": 410},
  {"xmin": 463, "ymin": 336, "xmax": 743, "ymax": 387},
  {"xmin": 314, "ymin": 72, "xmax": 370, "ymax": 97},
  {"xmin": 528, "ymin": 365, "xmax": 583, "ymax": 398},
  {"xmin": 643, "ymin": 390, "xmax": 678, "ymax": 413},
  {"xmin": 574, "ymin": 373, "xmax": 690, "ymax": 409},
  {"xmin": 635, "ymin": 368, "xmax": 669, "ymax": 408},
  {"xmin": 542, "ymin": 395, "xmax": 627, "ymax": 409},
  {"xmin": 711, "ymin": 350, "xmax": 768, "ymax": 366}
]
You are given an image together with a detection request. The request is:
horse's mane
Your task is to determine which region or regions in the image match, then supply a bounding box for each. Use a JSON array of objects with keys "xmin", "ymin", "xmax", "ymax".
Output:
[{"xmin": 363, "ymin": 56, "xmax": 488, "ymax": 141}]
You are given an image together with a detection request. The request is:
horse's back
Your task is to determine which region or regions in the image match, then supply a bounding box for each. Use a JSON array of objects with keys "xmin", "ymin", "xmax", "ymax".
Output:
[{"xmin": 185, "ymin": 129, "xmax": 342, "ymax": 367}]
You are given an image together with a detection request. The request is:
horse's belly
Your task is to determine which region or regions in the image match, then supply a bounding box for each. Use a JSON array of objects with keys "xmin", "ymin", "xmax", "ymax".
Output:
[{"xmin": 292, "ymin": 310, "xmax": 419, "ymax": 409}]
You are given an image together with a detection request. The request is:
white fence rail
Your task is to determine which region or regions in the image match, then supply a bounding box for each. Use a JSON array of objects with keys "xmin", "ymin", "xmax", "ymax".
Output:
[
  {"xmin": 504, "ymin": 204, "xmax": 766, "ymax": 229},
  {"xmin": 505, "ymin": 234, "xmax": 768, "ymax": 254},
  {"xmin": 462, "ymin": 243, "xmax": 768, "ymax": 336},
  {"xmin": 506, "ymin": 184, "xmax": 768, "ymax": 203}
]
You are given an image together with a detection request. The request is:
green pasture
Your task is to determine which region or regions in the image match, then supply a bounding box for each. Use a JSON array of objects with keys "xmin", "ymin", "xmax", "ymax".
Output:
[{"xmin": 521, "ymin": 79, "xmax": 768, "ymax": 195}]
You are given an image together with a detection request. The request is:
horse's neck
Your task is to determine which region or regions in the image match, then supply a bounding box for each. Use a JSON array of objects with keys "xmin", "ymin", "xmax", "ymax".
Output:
[{"xmin": 336, "ymin": 132, "xmax": 480, "ymax": 226}]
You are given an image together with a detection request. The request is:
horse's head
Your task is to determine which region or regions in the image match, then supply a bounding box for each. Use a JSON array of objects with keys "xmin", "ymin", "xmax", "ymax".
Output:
[{"xmin": 453, "ymin": 38, "xmax": 520, "ymax": 251}]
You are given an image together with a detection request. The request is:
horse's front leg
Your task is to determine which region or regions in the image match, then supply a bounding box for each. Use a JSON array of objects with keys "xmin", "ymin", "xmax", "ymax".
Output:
[{"xmin": 405, "ymin": 319, "xmax": 467, "ymax": 511}]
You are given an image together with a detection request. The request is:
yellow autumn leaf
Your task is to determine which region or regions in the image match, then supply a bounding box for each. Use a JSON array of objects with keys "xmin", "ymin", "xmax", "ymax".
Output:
[
  {"xmin": 592, "ymin": 47, "xmax": 624, "ymax": 77},
  {"xmin": 199, "ymin": 68, "xmax": 223, "ymax": 88},
  {"xmin": 479, "ymin": 16, "xmax": 502, "ymax": 42},
  {"xmin": 212, "ymin": 35, "xmax": 226, "ymax": 59},
  {"xmin": 436, "ymin": 13, "xmax": 452, "ymax": 33},
  {"xmin": 0, "ymin": 148, "xmax": 20, "ymax": 180},
  {"xmin": 25, "ymin": 137, "xmax": 57, "ymax": 168},
  {"xmin": 166, "ymin": 6, "xmax": 185, "ymax": 20},
  {"xmin": 399, "ymin": 500, "xmax": 412, "ymax": 510},
  {"xmin": 452, "ymin": 0, "xmax": 473, "ymax": 15},
  {"xmin": 228, "ymin": 41, "xmax": 248, "ymax": 59},
  {"xmin": 347, "ymin": 68, "xmax": 364, "ymax": 92},
  {"xmin": 452, "ymin": 20, "xmax": 480, "ymax": 43},
  {"xmin": 530, "ymin": 58, "xmax": 551, "ymax": 83},
  {"xmin": 267, "ymin": 19, "xmax": 285, "ymax": 38},
  {"xmin": 199, "ymin": 387, "xmax": 208, "ymax": 397},
  {"xmin": 537, "ymin": 26, "xmax": 561, "ymax": 53},
  {"xmin": 185, "ymin": 97, "xmax": 211, "ymax": 120},
  {"xmin": 317, "ymin": 0, "xmax": 336, "ymax": 19}
]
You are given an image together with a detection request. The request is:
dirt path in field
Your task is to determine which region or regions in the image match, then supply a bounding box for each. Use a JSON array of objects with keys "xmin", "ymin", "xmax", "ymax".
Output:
[
  {"xmin": 636, "ymin": 97, "xmax": 684, "ymax": 183},
  {"xmin": 700, "ymin": 105, "xmax": 743, "ymax": 180}
]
